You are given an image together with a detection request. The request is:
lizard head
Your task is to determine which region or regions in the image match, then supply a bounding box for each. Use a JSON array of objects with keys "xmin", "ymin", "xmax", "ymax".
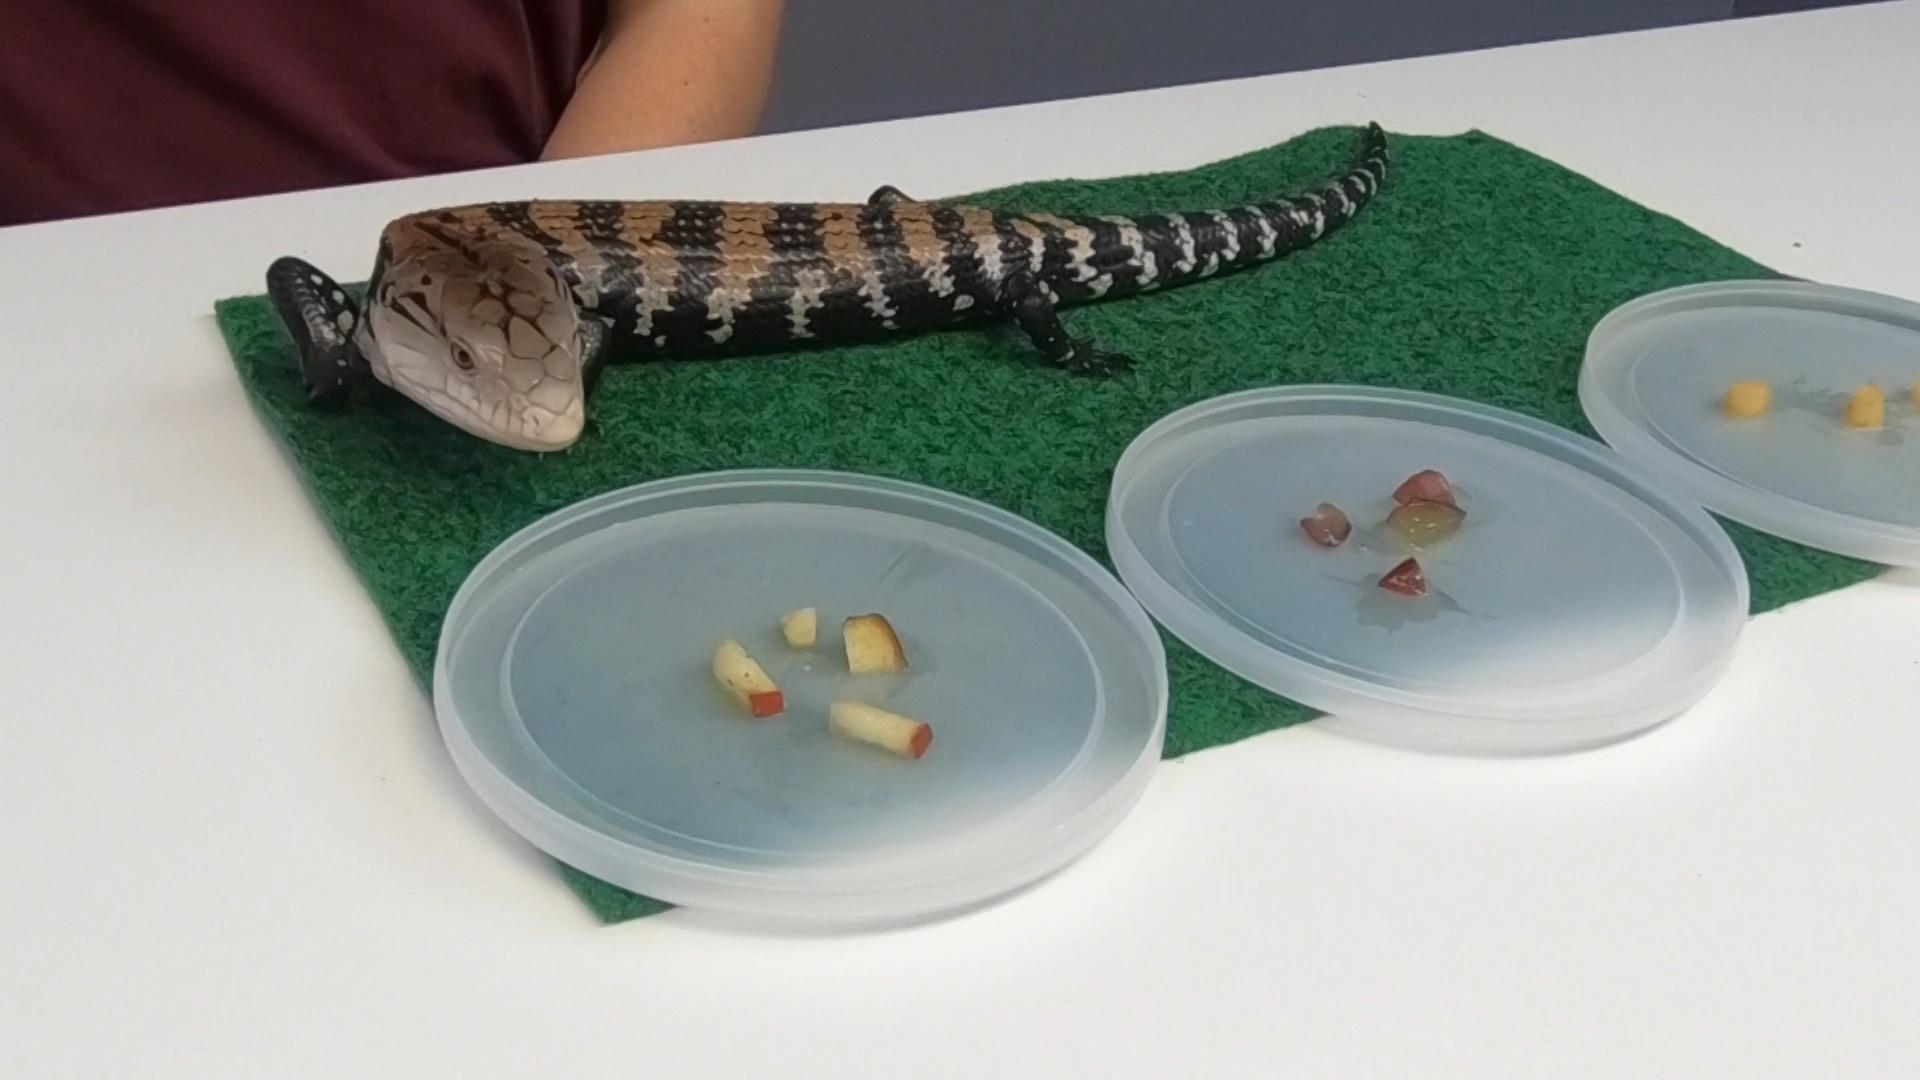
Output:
[{"xmin": 362, "ymin": 238, "xmax": 590, "ymax": 452}]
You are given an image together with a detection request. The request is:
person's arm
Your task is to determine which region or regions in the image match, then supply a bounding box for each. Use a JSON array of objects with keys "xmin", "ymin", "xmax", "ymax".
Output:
[{"xmin": 542, "ymin": 0, "xmax": 785, "ymax": 160}]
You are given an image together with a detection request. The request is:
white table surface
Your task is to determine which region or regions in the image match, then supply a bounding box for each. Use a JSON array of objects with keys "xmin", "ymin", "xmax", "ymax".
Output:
[{"xmin": 5, "ymin": 4, "xmax": 1918, "ymax": 1076}]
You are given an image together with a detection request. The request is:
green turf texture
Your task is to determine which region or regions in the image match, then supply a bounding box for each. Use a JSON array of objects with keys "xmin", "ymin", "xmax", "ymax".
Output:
[{"xmin": 214, "ymin": 126, "xmax": 1879, "ymax": 925}]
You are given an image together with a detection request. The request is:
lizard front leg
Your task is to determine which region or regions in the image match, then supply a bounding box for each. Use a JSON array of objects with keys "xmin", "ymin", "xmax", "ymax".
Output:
[
  {"xmin": 577, "ymin": 316, "xmax": 613, "ymax": 395},
  {"xmin": 266, "ymin": 256, "xmax": 377, "ymax": 405},
  {"xmin": 999, "ymin": 270, "xmax": 1134, "ymax": 375}
]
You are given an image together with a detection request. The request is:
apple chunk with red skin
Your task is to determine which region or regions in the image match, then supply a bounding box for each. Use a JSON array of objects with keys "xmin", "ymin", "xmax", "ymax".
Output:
[
  {"xmin": 830, "ymin": 701, "xmax": 932, "ymax": 759},
  {"xmin": 710, "ymin": 639, "xmax": 785, "ymax": 718}
]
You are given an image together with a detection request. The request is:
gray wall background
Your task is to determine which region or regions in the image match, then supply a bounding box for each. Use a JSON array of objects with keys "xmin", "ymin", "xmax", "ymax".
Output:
[{"xmin": 761, "ymin": 0, "xmax": 1873, "ymax": 134}]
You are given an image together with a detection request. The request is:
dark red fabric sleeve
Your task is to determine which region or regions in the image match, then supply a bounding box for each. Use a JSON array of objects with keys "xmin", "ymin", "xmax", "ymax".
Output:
[{"xmin": 0, "ymin": 1, "xmax": 604, "ymax": 225}]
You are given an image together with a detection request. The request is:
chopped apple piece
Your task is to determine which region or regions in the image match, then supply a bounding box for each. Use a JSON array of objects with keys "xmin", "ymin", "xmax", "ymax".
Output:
[
  {"xmin": 780, "ymin": 607, "xmax": 818, "ymax": 649},
  {"xmin": 844, "ymin": 613, "xmax": 909, "ymax": 673},
  {"xmin": 1844, "ymin": 385, "xmax": 1885, "ymax": 429},
  {"xmin": 829, "ymin": 701, "xmax": 932, "ymax": 759},
  {"xmin": 710, "ymin": 639, "xmax": 784, "ymax": 718},
  {"xmin": 1722, "ymin": 381, "xmax": 1772, "ymax": 419}
]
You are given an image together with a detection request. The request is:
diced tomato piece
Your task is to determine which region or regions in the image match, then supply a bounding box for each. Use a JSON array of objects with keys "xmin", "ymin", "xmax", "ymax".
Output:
[
  {"xmin": 1378, "ymin": 557, "xmax": 1429, "ymax": 598},
  {"xmin": 1392, "ymin": 469, "xmax": 1457, "ymax": 509},
  {"xmin": 748, "ymin": 690, "xmax": 785, "ymax": 718},
  {"xmin": 1300, "ymin": 502, "xmax": 1352, "ymax": 547}
]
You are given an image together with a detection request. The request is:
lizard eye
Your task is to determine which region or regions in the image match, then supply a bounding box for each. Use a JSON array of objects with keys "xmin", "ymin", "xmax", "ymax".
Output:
[{"xmin": 451, "ymin": 344, "xmax": 477, "ymax": 372}]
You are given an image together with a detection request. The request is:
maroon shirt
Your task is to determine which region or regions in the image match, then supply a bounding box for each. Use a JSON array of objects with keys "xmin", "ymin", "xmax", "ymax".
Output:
[{"xmin": 0, "ymin": 3, "xmax": 605, "ymax": 226}]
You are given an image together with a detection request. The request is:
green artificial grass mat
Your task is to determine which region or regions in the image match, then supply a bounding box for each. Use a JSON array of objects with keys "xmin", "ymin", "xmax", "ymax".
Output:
[{"xmin": 214, "ymin": 126, "xmax": 1879, "ymax": 925}]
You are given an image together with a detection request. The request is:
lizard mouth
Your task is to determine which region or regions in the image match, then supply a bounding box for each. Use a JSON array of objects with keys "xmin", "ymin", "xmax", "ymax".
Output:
[{"xmin": 390, "ymin": 367, "xmax": 586, "ymax": 451}]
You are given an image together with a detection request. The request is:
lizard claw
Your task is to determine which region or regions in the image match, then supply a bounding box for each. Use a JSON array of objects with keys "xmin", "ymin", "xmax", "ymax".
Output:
[{"xmin": 1063, "ymin": 344, "xmax": 1135, "ymax": 376}]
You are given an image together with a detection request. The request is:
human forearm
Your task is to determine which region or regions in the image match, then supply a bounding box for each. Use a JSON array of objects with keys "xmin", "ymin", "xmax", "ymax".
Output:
[{"xmin": 542, "ymin": 0, "xmax": 784, "ymax": 160}]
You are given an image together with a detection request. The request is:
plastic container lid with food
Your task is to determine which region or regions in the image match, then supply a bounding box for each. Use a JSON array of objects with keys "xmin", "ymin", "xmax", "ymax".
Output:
[
  {"xmin": 434, "ymin": 470, "xmax": 1167, "ymax": 924},
  {"xmin": 1106, "ymin": 385, "xmax": 1749, "ymax": 756},
  {"xmin": 1581, "ymin": 279, "xmax": 1920, "ymax": 567}
]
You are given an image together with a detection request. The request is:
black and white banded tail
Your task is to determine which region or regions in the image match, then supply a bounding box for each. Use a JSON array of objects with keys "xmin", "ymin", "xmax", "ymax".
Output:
[{"xmin": 1021, "ymin": 122, "xmax": 1389, "ymax": 307}]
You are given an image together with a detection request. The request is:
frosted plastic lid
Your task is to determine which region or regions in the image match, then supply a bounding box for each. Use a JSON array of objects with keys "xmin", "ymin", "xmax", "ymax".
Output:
[
  {"xmin": 434, "ymin": 470, "xmax": 1166, "ymax": 924},
  {"xmin": 1580, "ymin": 280, "xmax": 1920, "ymax": 567},
  {"xmin": 1106, "ymin": 386, "xmax": 1748, "ymax": 755}
]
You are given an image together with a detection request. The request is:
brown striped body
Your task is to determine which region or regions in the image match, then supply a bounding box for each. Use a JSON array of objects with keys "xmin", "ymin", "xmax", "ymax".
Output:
[{"xmin": 266, "ymin": 124, "xmax": 1390, "ymax": 450}]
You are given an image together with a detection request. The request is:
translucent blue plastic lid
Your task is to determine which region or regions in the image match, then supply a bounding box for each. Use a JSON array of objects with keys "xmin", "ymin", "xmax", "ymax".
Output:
[
  {"xmin": 434, "ymin": 470, "xmax": 1166, "ymax": 923},
  {"xmin": 1107, "ymin": 386, "xmax": 1748, "ymax": 755}
]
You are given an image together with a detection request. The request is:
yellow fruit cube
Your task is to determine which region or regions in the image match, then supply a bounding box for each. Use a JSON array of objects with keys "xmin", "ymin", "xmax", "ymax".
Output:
[
  {"xmin": 1844, "ymin": 385, "xmax": 1885, "ymax": 430},
  {"xmin": 1721, "ymin": 381, "xmax": 1771, "ymax": 419}
]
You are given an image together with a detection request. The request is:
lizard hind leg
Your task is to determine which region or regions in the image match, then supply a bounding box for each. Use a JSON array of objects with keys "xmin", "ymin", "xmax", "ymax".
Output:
[
  {"xmin": 866, "ymin": 184, "xmax": 916, "ymax": 207},
  {"xmin": 1000, "ymin": 270, "xmax": 1134, "ymax": 376},
  {"xmin": 265, "ymin": 255, "xmax": 373, "ymax": 406}
]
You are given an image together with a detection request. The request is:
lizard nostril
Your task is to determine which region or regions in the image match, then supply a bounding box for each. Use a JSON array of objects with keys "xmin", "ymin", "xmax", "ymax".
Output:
[{"xmin": 452, "ymin": 344, "xmax": 477, "ymax": 372}]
